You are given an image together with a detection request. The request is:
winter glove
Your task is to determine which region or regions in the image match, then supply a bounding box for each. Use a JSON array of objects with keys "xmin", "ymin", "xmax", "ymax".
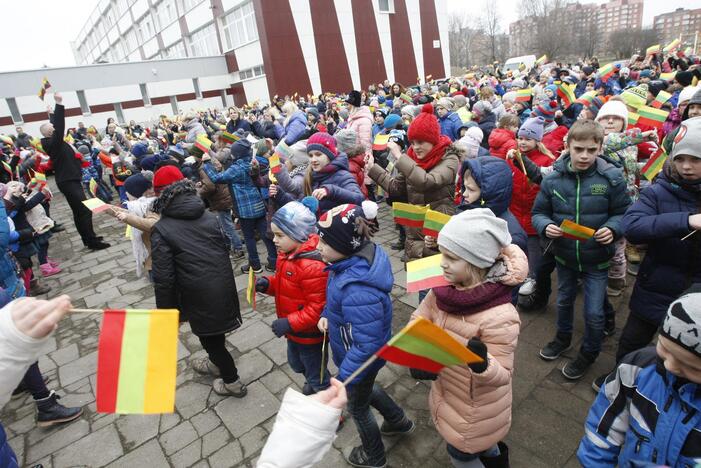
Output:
[
  {"xmin": 255, "ymin": 277, "xmax": 269, "ymax": 293},
  {"xmin": 467, "ymin": 337, "xmax": 489, "ymax": 374},
  {"xmin": 271, "ymin": 318, "xmax": 292, "ymax": 338},
  {"xmin": 410, "ymin": 368, "xmax": 438, "ymax": 381}
]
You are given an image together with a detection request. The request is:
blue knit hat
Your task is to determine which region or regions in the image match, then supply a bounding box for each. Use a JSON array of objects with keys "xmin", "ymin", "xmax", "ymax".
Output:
[
  {"xmin": 272, "ymin": 197, "xmax": 319, "ymax": 243},
  {"xmin": 383, "ymin": 113, "xmax": 402, "ymax": 130},
  {"xmin": 533, "ymin": 100, "xmax": 559, "ymax": 124},
  {"xmin": 123, "ymin": 173, "xmax": 152, "ymax": 198},
  {"xmin": 518, "ymin": 117, "xmax": 545, "ymax": 141}
]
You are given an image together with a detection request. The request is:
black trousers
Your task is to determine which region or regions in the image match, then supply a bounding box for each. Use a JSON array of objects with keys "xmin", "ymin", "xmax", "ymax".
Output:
[
  {"xmin": 56, "ymin": 180, "xmax": 98, "ymax": 246},
  {"xmin": 615, "ymin": 313, "xmax": 660, "ymax": 363},
  {"xmin": 199, "ymin": 334, "xmax": 239, "ymax": 383}
]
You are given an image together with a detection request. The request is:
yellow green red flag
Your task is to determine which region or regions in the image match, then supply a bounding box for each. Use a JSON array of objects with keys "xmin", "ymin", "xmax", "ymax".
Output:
[
  {"xmin": 406, "ymin": 254, "xmax": 449, "ymax": 292},
  {"xmin": 560, "ymin": 219, "xmax": 595, "ymax": 241},
  {"xmin": 641, "ymin": 148, "xmax": 667, "ymax": 181},
  {"xmin": 422, "ymin": 209, "xmax": 451, "ymax": 237},
  {"xmin": 392, "ymin": 202, "xmax": 427, "ymax": 228}
]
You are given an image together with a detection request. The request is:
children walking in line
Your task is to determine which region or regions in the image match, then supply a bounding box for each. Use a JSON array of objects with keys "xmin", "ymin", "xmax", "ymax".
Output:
[
  {"xmin": 316, "ymin": 201, "xmax": 414, "ymax": 468},
  {"xmin": 256, "ymin": 197, "xmax": 330, "ymax": 394},
  {"xmin": 532, "ymin": 120, "xmax": 631, "ymax": 380},
  {"xmin": 413, "ymin": 208, "xmax": 527, "ymax": 467}
]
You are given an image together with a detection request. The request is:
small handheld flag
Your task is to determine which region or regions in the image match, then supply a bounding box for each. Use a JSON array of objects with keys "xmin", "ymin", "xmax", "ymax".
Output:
[
  {"xmin": 82, "ymin": 198, "xmax": 112, "ymax": 213},
  {"xmin": 535, "ymin": 55, "xmax": 548, "ymax": 66},
  {"xmin": 557, "ymin": 83, "xmax": 577, "ymax": 109},
  {"xmin": 269, "ymin": 154, "xmax": 282, "ymax": 174},
  {"xmin": 406, "ymin": 254, "xmax": 449, "ymax": 293},
  {"xmin": 89, "ymin": 178, "xmax": 98, "ymax": 197},
  {"xmin": 246, "ymin": 267, "xmax": 256, "ymax": 310},
  {"xmin": 422, "ymin": 209, "xmax": 451, "ymax": 238},
  {"xmin": 628, "ymin": 112, "xmax": 640, "ymax": 127},
  {"xmin": 637, "ymin": 105, "xmax": 669, "ymax": 130},
  {"xmin": 598, "ymin": 62, "xmax": 618, "ymax": 82},
  {"xmin": 220, "ymin": 131, "xmax": 240, "ymax": 144},
  {"xmin": 641, "ymin": 148, "xmax": 667, "ymax": 181},
  {"xmin": 660, "ymin": 72, "xmax": 676, "ymax": 82},
  {"xmin": 392, "ymin": 202, "xmax": 427, "ymax": 228},
  {"xmin": 560, "ymin": 219, "xmax": 595, "ymax": 241},
  {"xmin": 372, "ymin": 134, "xmax": 390, "ymax": 151},
  {"xmin": 663, "ymin": 39, "xmax": 681, "ymax": 54},
  {"xmin": 96, "ymin": 309, "xmax": 179, "ymax": 414},
  {"xmin": 514, "ymin": 89, "xmax": 532, "ymax": 103},
  {"xmin": 651, "ymin": 91, "xmax": 672, "ymax": 109},
  {"xmin": 38, "ymin": 77, "xmax": 51, "ymax": 101},
  {"xmin": 399, "ymin": 93, "xmax": 413, "ymax": 104},
  {"xmin": 646, "ymin": 44, "xmax": 661, "ymax": 56},
  {"xmin": 274, "ymin": 141, "xmax": 292, "ymax": 160},
  {"xmin": 194, "ymin": 135, "xmax": 213, "ymax": 153},
  {"xmin": 2, "ymin": 161, "xmax": 14, "ymax": 180},
  {"xmin": 575, "ymin": 91, "xmax": 598, "ymax": 107}
]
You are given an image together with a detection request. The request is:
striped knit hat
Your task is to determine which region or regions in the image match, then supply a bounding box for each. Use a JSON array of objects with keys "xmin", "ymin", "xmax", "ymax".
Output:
[
  {"xmin": 533, "ymin": 100, "xmax": 559, "ymax": 124},
  {"xmin": 588, "ymin": 97, "xmax": 604, "ymax": 118},
  {"xmin": 621, "ymin": 84, "xmax": 648, "ymax": 110}
]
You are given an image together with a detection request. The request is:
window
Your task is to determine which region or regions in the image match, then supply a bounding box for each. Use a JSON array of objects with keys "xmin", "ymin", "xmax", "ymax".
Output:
[
  {"xmin": 237, "ymin": 65, "xmax": 264, "ymax": 81},
  {"xmin": 6, "ymin": 98, "xmax": 22, "ymax": 124},
  {"xmin": 189, "ymin": 24, "xmax": 218, "ymax": 56},
  {"xmin": 178, "ymin": 0, "xmax": 199, "ymax": 15},
  {"xmin": 139, "ymin": 14, "xmax": 155, "ymax": 39},
  {"xmin": 157, "ymin": 0, "xmax": 177, "ymax": 28},
  {"xmin": 221, "ymin": 2, "xmax": 258, "ymax": 51},
  {"xmin": 164, "ymin": 40, "xmax": 187, "ymax": 58},
  {"xmin": 77, "ymin": 90, "xmax": 91, "ymax": 114},
  {"xmin": 378, "ymin": 0, "xmax": 394, "ymax": 14},
  {"xmin": 124, "ymin": 28, "xmax": 138, "ymax": 53}
]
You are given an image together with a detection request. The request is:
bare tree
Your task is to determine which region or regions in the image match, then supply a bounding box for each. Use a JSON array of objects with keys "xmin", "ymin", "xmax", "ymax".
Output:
[
  {"xmin": 448, "ymin": 13, "xmax": 481, "ymax": 70},
  {"xmin": 518, "ymin": 0, "xmax": 572, "ymax": 59},
  {"xmin": 479, "ymin": 1, "xmax": 501, "ymax": 63},
  {"xmin": 609, "ymin": 28, "xmax": 659, "ymax": 59},
  {"xmin": 580, "ymin": 17, "xmax": 599, "ymax": 60}
]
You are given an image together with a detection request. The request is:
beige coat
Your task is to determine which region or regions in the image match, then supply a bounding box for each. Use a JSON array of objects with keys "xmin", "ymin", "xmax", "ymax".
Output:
[
  {"xmin": 122, "ymin": 211, "xmax": 160, "ymax": 272},
  {"xmin": 411, "ymin": 244, "xmax": 527, "ymax": 453},
  {"xmin": 368, "ymin": 144, "xmax": 462, "ymax": 261}
]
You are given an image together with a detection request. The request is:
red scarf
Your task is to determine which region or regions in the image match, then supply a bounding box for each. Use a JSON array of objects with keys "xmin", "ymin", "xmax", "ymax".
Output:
[{"xmin": 406, "ymin": 135, "xmax": 452, "ymax": 171}]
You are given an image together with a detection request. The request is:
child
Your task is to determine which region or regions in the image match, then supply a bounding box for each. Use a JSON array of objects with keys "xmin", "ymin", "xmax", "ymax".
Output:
[
  {"xmin": 457, "ymin": 125, "xmax": 487, "ymax": 160},
  {"xmin": 488, "ymin": 114, "xmax": 519, "ymax": 158},
  {"xmin": 316, "ymin": 201, "xmax": 414, "ymax": 468},
  {"xmin": 256, "ymin": 197, "xmax": 330, "ymax": 394},
  {"xmin": 578, "ymin": 287, "xmax": 701, "ymax": 467},
  {"xmin": 532, "ymin": 119, "xmax": 631, "ymax": 379},
  {"xmin": 270, "ymin": 140, "xmax": 309, "ymax": 203},
  {"xmin": 505, "ymin": 117, "xmax": 556, "ymax": 308},
  {"xmin": 590, "ymin": 117, "xmax": 701, "ymax": 391},
  {"xmin": 412, "ymin": 208, "xmax": 527, "ymax": 467},
  {"xmin": 532, "ymin": 100, "xmax": 569, "ymax": 157}
]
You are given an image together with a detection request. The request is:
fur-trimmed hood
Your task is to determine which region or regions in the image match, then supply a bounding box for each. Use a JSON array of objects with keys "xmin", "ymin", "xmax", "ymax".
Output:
[{"xmin": 152, "ymin": 179, "xmax": 205, "ymax": 219}]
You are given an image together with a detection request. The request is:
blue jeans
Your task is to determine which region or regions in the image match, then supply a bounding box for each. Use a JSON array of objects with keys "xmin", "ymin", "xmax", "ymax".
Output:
[
  {"xmin": 287, "ymin": 340, "xmax": 330, "ymax": 393},
  {"xmin": 216, "ymin": 210, "xmax": 242, "ymax": 251},
  {"xmin": 447, "ymin": 443, "xmax": 500, "ymax": 467},
  {"xmin": 347, "ymin": 371, "xmax": 407, "ymax": 464},
  {"xmin": 239, "ymin": 216, "xmax": 277, "ymax": 269},
  {"xmin": 556, "ymin": 264, "xmax": 608, "ymax": 358},
  {"xmin": 117, "ymin": 185, "xmax": 128, "ymax": 204}
]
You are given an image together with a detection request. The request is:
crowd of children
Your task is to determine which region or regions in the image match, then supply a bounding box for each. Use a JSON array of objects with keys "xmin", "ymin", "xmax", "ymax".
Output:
[{"xmin": 1, "ymin": 46, "xmax": 701, "ymax": 467}]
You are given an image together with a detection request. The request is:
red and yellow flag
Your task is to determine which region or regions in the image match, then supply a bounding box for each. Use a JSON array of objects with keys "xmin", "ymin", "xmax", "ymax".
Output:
[
  {"xmin": 38, "ymin": 77, "xmax": 51, "ymax": 101},
  {"xmin": 96, "ymin": 309, "xmax": 179, "ymax": 413},
  {"xmin": 560, "ymin": 219, "xmax": 595, "ymax": 241},
  {"xmin": 372, "ymin": 134, "xmax": 390, "ymax": 151}
]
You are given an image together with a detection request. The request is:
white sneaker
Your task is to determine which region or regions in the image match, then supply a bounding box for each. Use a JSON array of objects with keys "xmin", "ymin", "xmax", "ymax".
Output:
[{"xmin": 519, "ymin": 278, "xmax": 536, "ymax": 296}]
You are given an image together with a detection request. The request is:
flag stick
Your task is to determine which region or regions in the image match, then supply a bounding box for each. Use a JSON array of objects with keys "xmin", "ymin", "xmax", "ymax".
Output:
[
  {"xmin": 320, "ymin": 330, "xmax": 327, "ymax": 383},
  {"xmin": 70, "ymin": 308, "xmax": 103, "ymax": 313},
  {"xmin": 681, "ymin": 230, "xmax": 698, "ymax": 241},
  {"xmin": 542, "ymin": 239, "xmax": 554, "ymax": 254},
  {"xmin": 342, "ymin": 354, "xmax": 380, "ymax": 387}
]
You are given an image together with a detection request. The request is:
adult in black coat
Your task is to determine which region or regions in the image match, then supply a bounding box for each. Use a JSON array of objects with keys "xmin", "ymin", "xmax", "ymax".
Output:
[
  {"xmin": 150, "ymin": 179, "xmax": 247, "ymax": 397},
  {"xmin": 39, "ymin": 93, "xmax": 108, "ymax": 250}
]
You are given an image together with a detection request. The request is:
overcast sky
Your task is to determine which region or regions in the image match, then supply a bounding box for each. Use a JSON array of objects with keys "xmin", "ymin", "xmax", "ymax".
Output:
[{"xmin": 0, "ymin": 0, "xmax": 696, "ymax": 73}]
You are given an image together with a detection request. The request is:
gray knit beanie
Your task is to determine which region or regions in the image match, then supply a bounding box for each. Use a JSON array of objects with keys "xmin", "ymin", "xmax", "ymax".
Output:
[
  {"xmin": 437, "ymin": 208, "xmax": 511, "ymax": 268},
  {"xmin": 661, "ymin": 284, "xmax": 701, "ymax": 358},
  {"xmin": 335, "ymin": 129, "xmax": 358, "ymax": 154},
  {"xmin": 671, "ymin": 117, "xmax": 701, "ymax": 160},
  {"xmin": 288, "ymin": 140, "xmax": 310, "ymax": 167},
  {"xmin": 271, "ymin": 197, "xmax": 319, "ymax": 243}
]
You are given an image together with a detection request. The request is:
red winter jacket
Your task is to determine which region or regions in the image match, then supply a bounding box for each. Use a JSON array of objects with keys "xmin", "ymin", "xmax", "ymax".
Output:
[
  {"xmin": 542, "ymin": 125, "xmax": 568, "ymax": 158},
  {"xmin": 488, "ymin": 128, "xmax": 517, "ymax": 158},
  {"xmin": 263, "ymin": 234, "xmax": 328, "ymax": 344},
  {"xmin": 348, "ymin": 153, "xmax": 369, "ymax": 198},
  {"xmin": 501, "ymin": 147, "xmax": 556, "ymax": 235}
]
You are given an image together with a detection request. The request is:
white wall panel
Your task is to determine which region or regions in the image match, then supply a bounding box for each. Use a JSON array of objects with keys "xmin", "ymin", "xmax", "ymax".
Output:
[
  {"xmin": 233, "ymin": 41, "xmax": 263, "ymax": 71},
  {"xmin": 185, "ymin": 2, "xmax": 213, "ymax": 32},
  {"xmin": 160, "ymin": 21, "xmax": 181, "ymax": 47},
  {"xmin": 147, "ymin": 79, "xmax": 193, "ymax": 97},
  {"xmin": 405, "ymin": 0, "xmax": 424, "ymax": 83},
  {"xmin": 221, "ymin": 0, "xmax": 247, "ymax": 13},
  {"xmin": 86, "ymin": 85, "xmax": 142, "ymax": 105},
  {"xmin": 143, "ymin": 37, "xmax": 159, "ymax": 58},
  {"xmin": 372, "ymin": 0, "xmax": 394, "ymax": 83},
  {"xmin": 118, "ymin": 15, "xmax": 132, "ymax": 34},
  {"xmin": 128, "ymin": 50, "xmax": 142, "ymax": 61},
  {"xmin": 333, "ymin": 0, "xmax": 360, "ymax": 90},
  {"xmin": 242, "ymin": 76, "xmax": 270, "ymax": 104},
  {"xmin": 435, "ymin": 0, "xmax": 450, "ymax": 78},
  {"xmin": 131, "ymin": 0, "xmax": 149, "ymax": 20},
  {"xmin": 0, "ymin": 100, "xmax": 10, "ymax": 118},
  {"xmin": 289, "ymin": 0, "xmax": 321, "ymax": 95},
  {"xmin": 198, "ymin": 75, "xmax": 231, "ymax": 91},
  {"xmin": 108, "ymin": 26, "xmax": 119, "ymax": 45}
]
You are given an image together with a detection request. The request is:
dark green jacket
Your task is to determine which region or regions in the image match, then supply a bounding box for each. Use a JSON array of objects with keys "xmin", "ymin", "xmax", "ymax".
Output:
[{"xmin": 532, "ymin": 154, "xmax": 631, "ymax": 271}]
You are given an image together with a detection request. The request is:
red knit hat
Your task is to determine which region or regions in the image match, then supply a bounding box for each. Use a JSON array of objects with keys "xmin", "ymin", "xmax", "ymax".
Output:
[
  {"xmin": 306, "ymin": 132, "xmax": 339, "ymax": 160},
  {"xmin": 153, "ymin": 165, "xmax": 184, "ymax": 193},
  {"xmin": 407, "ymin": 104, "xmax": 440, "ymax": 145}
]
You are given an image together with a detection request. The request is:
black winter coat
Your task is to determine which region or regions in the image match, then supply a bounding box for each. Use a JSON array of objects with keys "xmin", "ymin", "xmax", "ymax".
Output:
[
  {"xmin": 151, "ymin": 189, "xmax": 242, "ymax": 336},
  {"xmin": 41, "ymin": 104, "xmax": 83, "ymax": 184}
]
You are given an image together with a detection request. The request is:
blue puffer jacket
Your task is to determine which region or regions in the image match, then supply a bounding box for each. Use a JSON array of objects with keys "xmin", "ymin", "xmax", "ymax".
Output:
[
  {"xmin": 457, "ymin": 157, "xmax": 528, "ymax": 257},
  {"xmin": 578, "ymin": 347, "xmax": 701, "ymax": 468},
  {"xmin": 322, "ymin": 243, "xmax": 393, "ymax": 385},
  {"xmin": 283, "ymin": 111, "xmax": 309, "ymax": 146},
  {"xmin": 202, "ymin": 153, "xmax": 269, "ymax": 219},
  {"xmin": 532, "ymin": 155, "xmax": 631, "ymax": 271},
  {"xmin": 0, "ymin": 202, "xmax": 22, "ymax": 303},
  {"xmin": 622, "ymin": 170, "xmax": 701, "ymax": 324},
  {"xmin": 439, "ymin": 111, "xmax": 464, "ymax": 141},
  {"xmin": 0, "ymin": 423, "xmax": 18, "ymax": 468}
]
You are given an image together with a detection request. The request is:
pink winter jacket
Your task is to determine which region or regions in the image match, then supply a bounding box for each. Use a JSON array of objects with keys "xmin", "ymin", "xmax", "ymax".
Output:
[
  {"xmin": 346, "ymin": 106, "xmax": 373, "ymax": 155},
  {"xmin": 411, "ymin": 244, "xmax": 527, "ymax": 453}
]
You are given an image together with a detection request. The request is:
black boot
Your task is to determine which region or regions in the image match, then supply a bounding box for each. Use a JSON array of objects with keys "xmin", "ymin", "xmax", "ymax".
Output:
[
  {"xmin": 29, "ymin": 278, "xmax": 51, "ymax": 296},
  {"xmin": 35, "ymin": 391, "xmax": 83, "ymax": 427},
  {"xmin": 479, "ymin": 442, "xmax": 510, "ymax": 468}
]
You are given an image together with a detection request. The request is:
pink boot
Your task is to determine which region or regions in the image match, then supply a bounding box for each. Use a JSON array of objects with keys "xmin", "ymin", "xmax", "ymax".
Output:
[
  {"xmin": 40, "ymin": 263, "xmax": 62, "ymax": 277},
  {"xmin": 47, "ymin": 258, "xmax": 60, "ymax": 268}
]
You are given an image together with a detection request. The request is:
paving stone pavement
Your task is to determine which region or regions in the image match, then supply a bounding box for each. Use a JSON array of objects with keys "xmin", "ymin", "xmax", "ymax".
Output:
[{"xmin": 0, "ymin": 180, "xmax": 637, "ymax": 467}]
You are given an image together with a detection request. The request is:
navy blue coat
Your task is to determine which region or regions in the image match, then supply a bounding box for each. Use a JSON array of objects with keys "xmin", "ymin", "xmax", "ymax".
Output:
[
  {"xmin": 0, "ymin": 424, "xmax": 18, "ymax": 468},
  {"xmin": 622, "ymin": 171, "xmax": 701, "ymax": 324},
  {"xmin": 478, "ymin": 114, "xmax": 497, "ymax": 148},
  {"xmin": 322, "ymin": 243, "xmax": 393, "ymax": 385},
  {"xmin": 226, "ymin": 118, "xmax": 252, "ymax": 134},
  {"xmin": 438, "ymin": 111, "xmax": 464, "ymax": 141}
]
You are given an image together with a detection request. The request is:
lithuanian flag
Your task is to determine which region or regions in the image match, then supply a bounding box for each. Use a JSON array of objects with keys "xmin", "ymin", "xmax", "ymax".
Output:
[
  {"xmin": 269, "ymin": 153, "xmax": 282, "ymax": 174},
  {"xmin": 398, "ymin": 93, "xmax": 412, "ymax": 104},
  {"xmin": 392, "ymin": 202, "xmax": 427, "ymax": 228},
  {"xmin": 274, "ymin": 141, "xmax": 292, "ymax": 160},
  {"xmin": 89, "ymin": 178, "xmax": 98, "ymax": 197},
  {"xmin": 372, "ymin": 134, "xmax": 390, "ymax": 151},
  {"xmin": 376, "ymin": 316, "xmax": 483, "ymax": 373},
  {"xmin": 628, "ymin": 112, "xmax": 640, "ymax": 127},
  {"xmin": 2, "ymin": 161, "xmax": 13, "ymax": 179},
  {"xmin": 30, "ymin": 138, "xmax": 46, "ymax": 154},
  {"xmin": 560, "ymin": 219, "xmax": 595, "ymax": 241},
  {"xmin": 220, "ymin": 131, "xmax": 240, "ymax": 144},
  {"xmin": 514, "ymin": 89, "xmax": 532, "ymax": 103},
  {"xmin": 535, "ymin": 55, "xmax": 548, "ymax": 66},
  {"xmin": 557, "ymin": 83, "xmax": 577, "ymax": 109},
  {"xmin": 651, "ymin": 91, "xmax": 672, "ymax": 109},
  {"xmin": 663, "ymin": 38, "xmax": 681, "ymax": 53},
  {"xmin": 194, "ymin": 135, "xmax": 213, "ymax": 153},
  {"xmin": 660, "ymin": 72, "xmax": 676, "ymax": 82},
  {"xmin": 406, "ymin": 254, "xmax": 449, "ymax": 292},
  {"xmin": 82, "ymin": 198, "xmax": 111, "ymax": 213},
  {"xmin": 641, "ymin": 148, "xmax": 667, "ymax": 181},
  {"xmin": 96, "ymin": 309, "xmax": 179, "ymax": 413},
  {"xmin": 637, "ymin": 106, "xmax": 669, "ymax": 130},
  {"xmin": 422, "ymin": 209, "xmax": 451, "ymax": 238},
  {"xmin": 575, "ymin": 91, "xmax": 598, "ymax": 106},
  {"xmin": 598, "ymin": 62, "xmax": 618, "ymax": 82},
  {"xmin": 646, "ymin": 44, "xmax": 661, "ymax": 56}
]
